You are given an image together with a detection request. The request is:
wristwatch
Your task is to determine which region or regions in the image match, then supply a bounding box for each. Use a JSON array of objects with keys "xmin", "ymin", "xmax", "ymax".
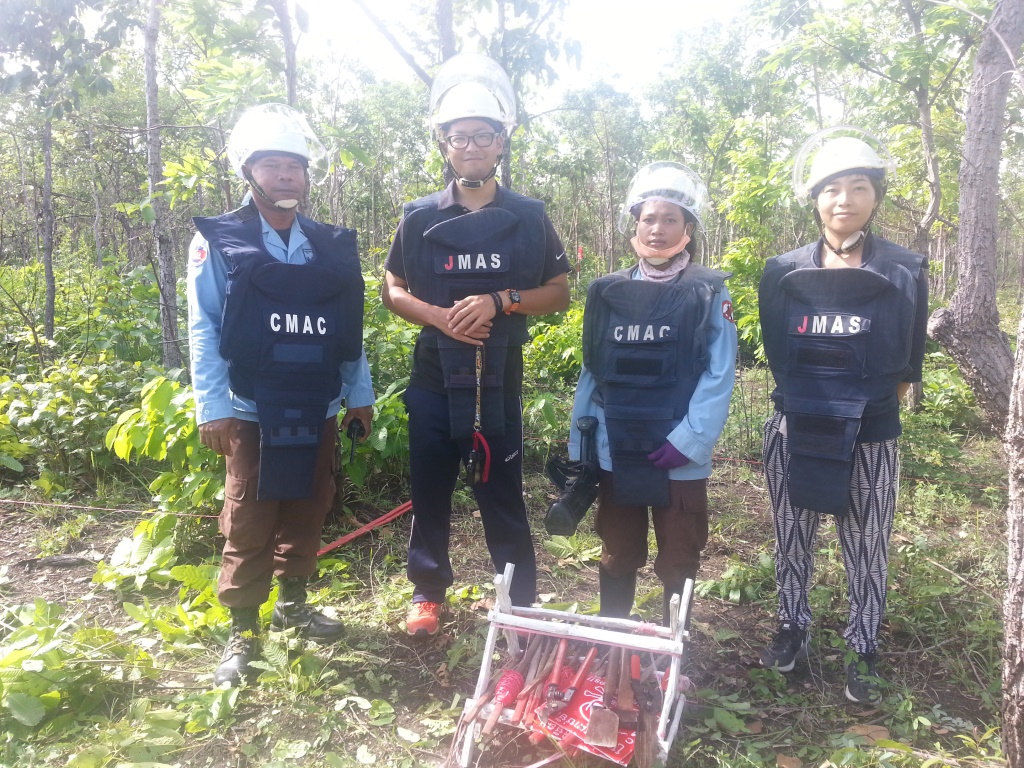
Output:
[{"xmin": 504, "ymin": 288, "xmax": 521, "ymax": 315}]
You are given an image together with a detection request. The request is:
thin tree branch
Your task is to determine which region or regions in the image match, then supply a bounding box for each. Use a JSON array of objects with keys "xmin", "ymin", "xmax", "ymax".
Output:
[
  {"xmin": 350, "ymin": 0, "xmax": 432, "ymax": 88},
  {"xmin": 924, "ymin": 0, "xmax": 1024, "ymax": 97}
]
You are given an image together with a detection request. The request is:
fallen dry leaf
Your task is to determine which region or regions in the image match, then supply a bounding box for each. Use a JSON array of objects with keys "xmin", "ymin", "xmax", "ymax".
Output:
[
  {"xmin": 747, "ymin": 719, "xmax": 764, "ymax": 734},
  {"xmin": 776, "ymin": 754, "xmax": 802, "ymax": 768},
  {"xmin": 435, "ymin": 662, "xmax": 451, "ymax": 687},
  {"xmin": 469, "ymin": 597, "xmax": 495, "ymax": 612}
]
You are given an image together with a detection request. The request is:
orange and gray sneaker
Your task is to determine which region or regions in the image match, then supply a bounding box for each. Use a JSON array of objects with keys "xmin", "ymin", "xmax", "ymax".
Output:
[{"xmin": 406, "ymin": 601, "xmax": 443, "ymax": 637}]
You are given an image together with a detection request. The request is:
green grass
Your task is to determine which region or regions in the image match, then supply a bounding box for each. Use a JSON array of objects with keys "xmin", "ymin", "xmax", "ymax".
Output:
[{"xmin": 0, "ymin": 369, "xmax": 1007, "ymax": 768}]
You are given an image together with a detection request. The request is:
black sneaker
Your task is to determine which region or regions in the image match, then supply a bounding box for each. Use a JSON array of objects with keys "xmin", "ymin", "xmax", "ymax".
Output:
[
  {"xmin": 845, "ymin": 652, "xmax": 883, "ymax": 704},
  {"xmin": 760, "ymin": 622, "xmax": 810, "ymax": 672}
]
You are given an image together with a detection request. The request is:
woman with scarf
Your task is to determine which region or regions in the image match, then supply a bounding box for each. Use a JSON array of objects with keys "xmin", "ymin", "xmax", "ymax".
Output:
[{"xmin": 567, "ymin": 162, "xmax": 737, "ymax": 625}]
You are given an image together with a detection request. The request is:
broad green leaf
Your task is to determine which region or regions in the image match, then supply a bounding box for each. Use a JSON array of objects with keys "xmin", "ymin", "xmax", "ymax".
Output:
[{"xmin": 5, "ymin": 691, "xmax": 46, "ymax": 726}]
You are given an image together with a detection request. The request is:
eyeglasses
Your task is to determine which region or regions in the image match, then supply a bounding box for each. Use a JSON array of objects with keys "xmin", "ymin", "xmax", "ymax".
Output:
[{"xmin": 443, "ymin": 132, "xmax": 498, "ymax": 150}]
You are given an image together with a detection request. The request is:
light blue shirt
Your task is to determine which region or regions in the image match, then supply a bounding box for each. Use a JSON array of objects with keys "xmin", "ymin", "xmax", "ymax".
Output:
[
  {"xmin": 568, "ymin": 266, "xmax": 738, "ymax": 481},
  {"xmin": 186, "ymin": 212, "xmax": 375, "ymax": 426}
]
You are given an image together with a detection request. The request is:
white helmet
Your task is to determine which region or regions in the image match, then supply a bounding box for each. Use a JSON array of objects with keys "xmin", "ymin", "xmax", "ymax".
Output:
[
  {"xmin": 226, "ymin": 103, "xmax": 328, "ymax": 181},
  {"xmin": 429, "ymin": 53, "xmax": 516, "ymax": 133},
  {"xmin": 618, "ymin": 162, "xmax": 709, "ymax": 235},
  {"xmin": 792, "ymin": 126, "xmax": 895, "ymax": 204},
  {"xmin": 433, "ymin": 82, "xmax": 507, "ymax": 129}
]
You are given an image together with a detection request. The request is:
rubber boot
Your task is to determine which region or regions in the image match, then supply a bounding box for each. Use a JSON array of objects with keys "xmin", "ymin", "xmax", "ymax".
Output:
[
  {"xmin": 662, "ymin": 583, "xmax": 694, "ymax": 630},
  {"xmin": 214, "ymin": 607, "xmax": 260, "ymax": 686},
  {"xmin": 598, "ymin": 567, "xmax": 637, "ymax": 618},
  {"xmin": 271, "ymin": 575, "xmax": 346, "ymax": 642}
]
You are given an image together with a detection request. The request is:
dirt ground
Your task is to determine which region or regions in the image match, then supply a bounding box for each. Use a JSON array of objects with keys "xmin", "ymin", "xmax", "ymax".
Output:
[{"xmin": 0, "ymin": 458, "xmax": 1002, "ymax": 768}]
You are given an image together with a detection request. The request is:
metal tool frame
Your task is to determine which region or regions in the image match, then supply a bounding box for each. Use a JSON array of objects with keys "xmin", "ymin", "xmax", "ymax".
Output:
[{"xmin": 458, "ymin": 563, "xmax": 693, "ymax": 767}]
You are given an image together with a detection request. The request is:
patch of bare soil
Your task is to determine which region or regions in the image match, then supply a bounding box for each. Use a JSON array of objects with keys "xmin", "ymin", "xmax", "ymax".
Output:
[
  {"xmin": 0, "ymin": 501, "xmax": 131, "ymax": 615},
  {"xmin": 0, "ymin": 457, "xmax": 1001, "ymax": 768}
]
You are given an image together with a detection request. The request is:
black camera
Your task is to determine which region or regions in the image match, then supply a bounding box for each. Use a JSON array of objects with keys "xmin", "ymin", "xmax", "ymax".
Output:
[{"xmin": 544, "ymin": 416, "xmax": 599, "ymax": 536}]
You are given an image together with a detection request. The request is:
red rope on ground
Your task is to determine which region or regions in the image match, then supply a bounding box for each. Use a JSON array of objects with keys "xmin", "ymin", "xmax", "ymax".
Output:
[{"xmin": 317, "ymin": 500, "xmax": 413, "ymax": 557}]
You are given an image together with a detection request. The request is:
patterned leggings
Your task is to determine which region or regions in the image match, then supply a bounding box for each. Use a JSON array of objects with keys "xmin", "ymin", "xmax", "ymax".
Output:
[{"xmin": 763, "ymin": 412, "xmax": 899, "ymax": 654}]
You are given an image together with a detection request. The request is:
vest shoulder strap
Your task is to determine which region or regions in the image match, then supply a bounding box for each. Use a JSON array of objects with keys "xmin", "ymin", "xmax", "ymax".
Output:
[
  {"xmin": 676, "ymin": 262, "xmax": 730, "ymax": 292},
  {"xmin": 402, "ymin": 191, "xmax": 446, "ymax": 219},
  {"xmin": 869, "ymin": 237, "xmax": 928, "ymax": 276},
  {"xmin": 296, "ymin": 213, "xmax": 360, "ymax": 267},
  {"xmin": 497, "ymin": 187, "xmax": 545, "ymax": 219}
]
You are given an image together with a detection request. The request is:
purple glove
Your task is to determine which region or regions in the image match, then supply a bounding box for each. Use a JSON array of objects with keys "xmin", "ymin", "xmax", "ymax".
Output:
[{"xmin": 648, "ymin": 442, "xmax": 690, "ymax": 469}]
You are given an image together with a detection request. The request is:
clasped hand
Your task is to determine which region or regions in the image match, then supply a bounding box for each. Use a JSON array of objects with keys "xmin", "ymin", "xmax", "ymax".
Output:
[{"xmin": 439, "ymin": 293, "xmax": 497, "ymax": 345}]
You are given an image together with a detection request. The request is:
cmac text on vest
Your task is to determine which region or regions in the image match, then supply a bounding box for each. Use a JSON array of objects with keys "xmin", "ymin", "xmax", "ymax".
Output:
[
  {"xmin": 611, "ymin": 324, "xmax": 675, "ymax": 342},
  {"xmin": 268, "ymin": 313, "xmax": 329, "ymax": 335}
]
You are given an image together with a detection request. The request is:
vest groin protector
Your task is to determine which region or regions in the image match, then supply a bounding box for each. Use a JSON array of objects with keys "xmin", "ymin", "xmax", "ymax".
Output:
[
  {"xmin": 584, "ymin": 267, "xmax": 722, "ymax": 506},
  {"xmin": 195, "ymin": 205, "xmax": 364, "ymax": 500},
  {"xmin": 775, "ymin": 262, "xmax": 916, "ymax": 514},
  {"xmin": 402, "ymin": 196, "xmax": 545, "ymax": 439}
]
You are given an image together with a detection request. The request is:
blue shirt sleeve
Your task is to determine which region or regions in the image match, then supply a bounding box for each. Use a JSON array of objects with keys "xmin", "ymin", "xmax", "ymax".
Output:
[
  {"xmin": 664, "ymin": 284, "xmax": 738, "ymax": 470},
  {"xmin": 186, "ymin": 231, "xmax": 235, "ymax": 425},
  {"xmin": 340, "ymin": 352, "xmax": 375, "ymax": 409},
  {"xmin": 568, "ymin": 365, "xmax": 613, "ymax": 471}
]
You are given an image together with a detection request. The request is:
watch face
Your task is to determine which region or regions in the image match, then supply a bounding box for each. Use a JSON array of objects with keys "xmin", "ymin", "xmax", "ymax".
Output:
[{"xmin": 509, "ymin": 289, "xmax": 521, "ymax": 303}]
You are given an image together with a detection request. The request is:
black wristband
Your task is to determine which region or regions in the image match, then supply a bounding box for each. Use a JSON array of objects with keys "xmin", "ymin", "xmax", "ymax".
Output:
[{"xmin": 489, "ymin": 291, "xmax": 503, "ymax": 315}]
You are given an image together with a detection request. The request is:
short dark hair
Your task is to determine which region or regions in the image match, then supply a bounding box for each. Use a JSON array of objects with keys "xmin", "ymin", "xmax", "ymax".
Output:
[{"xmin": 810, "ymin": 167, "xmax": 885, "ymax": 201}]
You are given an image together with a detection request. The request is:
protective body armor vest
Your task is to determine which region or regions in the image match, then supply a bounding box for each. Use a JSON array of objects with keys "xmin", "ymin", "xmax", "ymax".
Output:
[
  {"xmin": 400, "ymin": 188, "xmax": 546, "ymax": 438},
  {"xmin": 760, "ymin": 237, "xmax": 924, "ymax": 514},
  {"xmin": 194, "ymin": 202, "xmax": 364, "ymax": 500},
  {"xmin": 583, "ymin": 263, "xmax": 727, "ymax": 506}
]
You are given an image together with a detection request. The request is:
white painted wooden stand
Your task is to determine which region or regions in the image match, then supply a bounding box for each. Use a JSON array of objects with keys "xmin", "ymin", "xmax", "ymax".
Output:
[{"xmin": 457, "ymin": 563, "xmax": 693, "ymax": 767}]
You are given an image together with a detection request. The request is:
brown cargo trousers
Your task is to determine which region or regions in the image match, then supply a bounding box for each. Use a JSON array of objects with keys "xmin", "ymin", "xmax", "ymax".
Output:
[
  {"xmin": 593, "ymin": 469, "xmax": 709, "ymax": 587},
  {"xmin": 217, "ymin": 417, "xmax": 338, "ymax": 608}
]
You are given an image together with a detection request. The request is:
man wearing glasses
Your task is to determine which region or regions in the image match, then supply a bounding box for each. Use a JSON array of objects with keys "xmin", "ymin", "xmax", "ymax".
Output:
[{"xmin": 382, "ymin": 54, "xmax": 570, "ymax": 637}]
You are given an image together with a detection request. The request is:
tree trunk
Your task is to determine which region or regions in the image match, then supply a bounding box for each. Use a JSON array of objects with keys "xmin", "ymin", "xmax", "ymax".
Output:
[
  {"xmin": 928, "ymin": 0, "xmax": 1024, "ymax": 432},
  {"xmin": 901, "ymin": 0, "xmax": 941, "ymax": 256},
  {"xmin": 1008, "ymin": 301, "xmax": 1024, "ymax": 766},
  {"xmin": 41, "ymin": 117, "xmax": 55, "ymax": 343},
  {"xmin": 9, "ymin": 132, "xmax": 38, "ymax": 263},
  {"xmin": 984, "ymin": 0, "xmax": 1024, "ymax": 758},
  {"xmin": 87, "ymin": 126, "xmax": 103, "ymax": 267},
  {"xmin": 495, "ymin": 1, "xmax": 514, "ymax": 191},
  {"xmin": 268, "ymin": 0, "xmax": 297, "ymax": 106},
  {"xmin": 145, "ymin": 0, "xmax": 182, "ymax": 369},
  {"xmin": 435, "ymin": 0, "xmax": 456, "ymax": 60}
]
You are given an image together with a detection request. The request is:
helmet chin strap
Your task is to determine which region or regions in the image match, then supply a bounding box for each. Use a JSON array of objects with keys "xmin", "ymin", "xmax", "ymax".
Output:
[
  {"xmin": 822, "ymin": 207, "xmax": 877, "ymax": 258},
  {"xmin": 243, "ymin": 167, "xmax": 302, "ymax": 210},
  {"xmin": 445, "ymin": 157, "xmax": 500, "ymax": 189}
]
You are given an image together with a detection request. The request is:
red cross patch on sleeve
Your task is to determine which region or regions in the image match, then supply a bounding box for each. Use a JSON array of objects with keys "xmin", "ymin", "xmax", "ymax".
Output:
[
  {"xmin": 190, "ymin": 242, "xmax": 208, "ymax": 266},
  {"xmin": 722, "ymin": 300, "xmax": 734, "ymax": 323}
]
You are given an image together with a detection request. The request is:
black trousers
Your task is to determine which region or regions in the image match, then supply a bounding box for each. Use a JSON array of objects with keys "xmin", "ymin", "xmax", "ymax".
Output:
[{"xmin": 404, "ymin": 385, "xmax": 537, "ymax": 606}]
